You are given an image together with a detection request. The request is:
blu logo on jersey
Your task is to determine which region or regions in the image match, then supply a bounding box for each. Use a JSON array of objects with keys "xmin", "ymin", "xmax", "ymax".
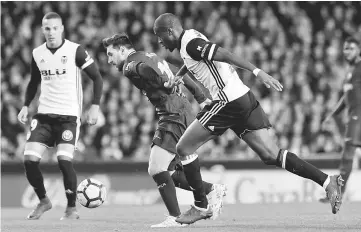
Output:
[{"xmin": 41, "ymin": 69, "xmax": 67, "ymax": 80}]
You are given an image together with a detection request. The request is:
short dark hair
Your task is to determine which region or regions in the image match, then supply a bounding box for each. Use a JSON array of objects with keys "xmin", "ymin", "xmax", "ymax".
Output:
[
  {"xmin": 43, "ymin": 12, "xmax": 62, "ymax": 23},
  {"xmin": 102, "ymin": 33, "xmax": 134, "ymax": 49},
  {"xmin": 345, "ymin": 36, "xmax": 359, "ymax": 45}
]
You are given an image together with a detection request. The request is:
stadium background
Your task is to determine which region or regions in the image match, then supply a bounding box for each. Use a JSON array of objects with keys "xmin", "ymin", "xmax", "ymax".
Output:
[{"xmin": 2, "ymin": 1, "xmax": 361, "ymax": 162}]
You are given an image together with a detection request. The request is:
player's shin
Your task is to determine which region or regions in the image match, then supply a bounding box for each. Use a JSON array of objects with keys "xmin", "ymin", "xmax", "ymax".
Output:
[
  {"xmin": 152, "ymin": 171, "xmax": 181, "ymax": 217},
  {"xmin": 276, "ymin": 149, "xmax": 328, "ymax": 187},
  {"xmin": 24, "ymin": 160, "xmax": 47, "ymax": 200},
  {"xmin": 58, "ymin": 159, "xmax": 77, "ymax": 207},
  {"xmin": 339, "ymin": 158, "xmax": 353, "ymax": 194},
  {"xmin": 181, "ymin": 155, "xmax": 208, "ymax": 209}
]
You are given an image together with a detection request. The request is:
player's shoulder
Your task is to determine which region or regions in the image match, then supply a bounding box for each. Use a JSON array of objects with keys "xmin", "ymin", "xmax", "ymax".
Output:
[
  {"xmin": 32, "ymin": 43, "xmax": 47, "ymax": 56},
  {"xmin": 182, "ymin": 29, "xmax": 208, "ymax": 46}
]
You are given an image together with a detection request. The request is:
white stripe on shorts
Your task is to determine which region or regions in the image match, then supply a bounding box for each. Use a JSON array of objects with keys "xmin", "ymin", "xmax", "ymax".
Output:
[{"xmin": 199, "ymin": 101, "xmax": 226, "ymax": 126}]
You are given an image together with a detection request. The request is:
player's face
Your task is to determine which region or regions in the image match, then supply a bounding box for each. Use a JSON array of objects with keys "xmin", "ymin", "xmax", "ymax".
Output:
[
  {"xmin": 42, "ymin": 18, "xmax": 64, "ymax": 48},
  {"xmin": 106, "ymin": 45, "xmax": 125, "ymax": 68},
  {"xmin": 343, "ymin": 42, "xmax": 360, "ymax": 63},
  {"xmin": 154, "ymin": 29, "xmax": 177, "ymax": 52}
]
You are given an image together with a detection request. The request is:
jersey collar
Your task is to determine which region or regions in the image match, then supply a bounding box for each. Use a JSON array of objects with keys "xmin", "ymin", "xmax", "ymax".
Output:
[
  {"xmin": 177, "ymin": 30, "xmax": 185, "ymax": 50},
  {"xmin": 46, "ymin": 39, "xmax": 66, "ymax": 54}
]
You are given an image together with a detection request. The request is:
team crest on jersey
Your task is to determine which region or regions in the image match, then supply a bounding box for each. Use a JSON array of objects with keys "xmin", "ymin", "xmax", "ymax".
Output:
[
  {"xmin": 61, "ymin": 56, "xmax": 68, "ymax": 64},
  {"xmin": 62, "ymin": 130, "xmax": 73, "ymax": 141}
]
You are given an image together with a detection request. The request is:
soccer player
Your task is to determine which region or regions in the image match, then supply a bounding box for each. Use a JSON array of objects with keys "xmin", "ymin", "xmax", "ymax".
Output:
[
  {"xmin": 319, "ymin": 37, "xmax": 361, "ymax": 203},
  {"xmin": 153, "ymin": 13, "xmax": 344, "ymax": 224},
  {"xmin": 17, "ymin": 12, "xmax": 103, "ymax": 220},
  {"xmin": 102, "ymin": 33, "xmax": 226, "ymax": 227}
]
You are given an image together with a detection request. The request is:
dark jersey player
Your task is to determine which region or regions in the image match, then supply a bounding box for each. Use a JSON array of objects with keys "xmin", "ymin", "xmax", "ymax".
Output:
[
  {"xmin": 320, "ymin": 37, "xmax": 361, "ymax": 203},
  {"xmin": 153, "ymin": 13, "xmax": 344, "ymax": 224},
  {"xmin": 17, "ymin": 12, "xmax": 103, "ymax": 220},
  {"xmin": 102, "ymin": 33, "xmax": 226, "ymax": 228}
]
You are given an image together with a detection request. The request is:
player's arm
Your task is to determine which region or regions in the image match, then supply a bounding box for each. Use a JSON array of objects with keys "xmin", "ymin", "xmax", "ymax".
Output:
[
  {"xmin": 186, "ymin": 38, "xmax": 283, "ymax": 91},
  {"xmin": 168, "ymin": 63, "xmax": 207, "ymax": 104},
  {"xmin": 24, "ymin": 57, "xmax": 41, "ymax": 107},
  {"xmin": 75, "ymin": 46, "xmax": 103, "ymax": 105},
  {"xmin": 329, "ymin": 95, "xmax": 346, "ymax": 117},
  {"xmin": 76, "ymin": 46, "xmax": 103, "ymax": 125}
]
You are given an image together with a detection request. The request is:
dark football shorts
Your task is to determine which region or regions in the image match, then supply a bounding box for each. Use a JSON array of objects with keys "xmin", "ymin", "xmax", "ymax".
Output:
[
  {"xmin": 345, "ymin": 108, "xmax": 361, "ymax": 147},
  {"xmin": 196, "ymin": 91, "xmax": 272, "ymax": 138},
  {"xmin": 27, "ymin": 113, "xmax": 80, "ymax": 148},
  {"xmin": 152, "ymin": 107, "xmax": 196, "ymax": 171}
]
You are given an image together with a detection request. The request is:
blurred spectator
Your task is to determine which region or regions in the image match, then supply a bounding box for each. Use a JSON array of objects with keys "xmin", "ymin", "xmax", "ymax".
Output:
[{"xmin": 2, "ymin": 2, "xmax": 360, "ymax": 162}]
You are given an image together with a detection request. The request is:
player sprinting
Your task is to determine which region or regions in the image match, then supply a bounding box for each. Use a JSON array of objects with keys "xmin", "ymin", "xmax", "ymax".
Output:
[
  {"xmin": 102, "ymin": 33, "xmax": 226, "ymax": 228},
  {"xmin": 17, "ymin": 12, "xmax": 103, "ymax": 220},
  {"xmin": 153, "ymin": 13, "xmax": 344, "ymax": 224},
  {"xmin": 319, "ymin": 37, "xmax": 361, "ymax": 203}
]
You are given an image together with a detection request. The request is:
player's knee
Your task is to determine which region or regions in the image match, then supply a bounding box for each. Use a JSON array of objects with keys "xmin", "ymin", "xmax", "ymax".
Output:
[
  {"xmin": 176, "ymin": 143, "xmax": 188, "ymax": 157},
  {"xmin": 260, "ymin": 151, "xmax": 277, "ymax": 166},
  {"xmin": 148, "ymin": 164, "xmax": 167, "ymax": 177}
]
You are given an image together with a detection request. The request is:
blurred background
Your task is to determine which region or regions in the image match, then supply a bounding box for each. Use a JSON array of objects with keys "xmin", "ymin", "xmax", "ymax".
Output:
[{"xmin": 2, "ymin": 1, "xmax": 361, "ymax": 163}]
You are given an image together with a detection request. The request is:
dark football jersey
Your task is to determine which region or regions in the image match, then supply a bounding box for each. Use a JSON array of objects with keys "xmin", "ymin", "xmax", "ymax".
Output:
[
  {"xmin": 344, "ymin": 61, "xmax": 361, "ymax": 112},
  {"xmin": 122, "ymin": 51, "xmax": 192, "ymax": 116}
]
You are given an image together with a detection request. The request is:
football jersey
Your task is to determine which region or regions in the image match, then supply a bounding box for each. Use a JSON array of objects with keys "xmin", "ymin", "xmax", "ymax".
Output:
[
  {"xmin": 179, "ymin": 29, "xmax": 249, "ymax": 103},
  {"xmin": 32, "ymin": 39, "xmax": 94, "ymax": 117},
  {"xmin": 123, "ymin": 51, "xmax": 192, "ymax": 116},
  {"xmin": 344, "ymin": 61, "xmax": 361, "ymax": 112}
]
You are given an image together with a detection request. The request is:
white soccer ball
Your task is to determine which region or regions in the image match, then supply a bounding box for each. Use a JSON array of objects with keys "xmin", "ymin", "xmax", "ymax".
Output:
[{"xmin": 76, "ymin": 178, "xmax": 107, "ymax": 208}]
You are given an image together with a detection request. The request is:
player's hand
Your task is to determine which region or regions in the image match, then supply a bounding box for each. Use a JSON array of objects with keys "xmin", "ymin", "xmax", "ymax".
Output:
[
  {"xmin": 258, "ymin": 70, "xmax": 283, "ymax": 92},
  {"xmin": 17, "ymin": 106, "xmax": 29, "ymax": 124},
  {"xmin": 200, "ymin": 98, "xmax": 212, "ymax": 109},
  {"xmin": 86, "ymin": 104, "xmax": 99, "ymax": 125},
  {"xmin": 164, "ymin": 75, "xmax": 184, "ymax": 89}
]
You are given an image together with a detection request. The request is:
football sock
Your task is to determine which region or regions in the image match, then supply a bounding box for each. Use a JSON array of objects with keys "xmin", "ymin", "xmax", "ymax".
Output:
[
  {"xmin": 182, "ymin": 158, "xmax": 208, "ymax": 209},
  {"xmin": 171, "ymin": 170, "xmax": 213, "ymax": 194},
  {"xmin": 58, "ymin": 160, "xmax": 77, "ymax": 207},
  {"xmin": 153, "ymin": 171, "xmax": 181, "ymax": 217},
  {"xmin": 340, "ymin": 158, "xmax": 353, "ymax": 194},
  {"xmin": 24, "ymin": 160, "xmax": 47, "ymax": 200},
  {"xmin": 277, "ymin": 149, "xmax": 328, "ymax": 187}
]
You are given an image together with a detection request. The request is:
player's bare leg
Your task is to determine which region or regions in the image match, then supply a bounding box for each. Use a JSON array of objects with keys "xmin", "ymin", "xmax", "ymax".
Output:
[
  {"xmin": 148, "ymin": 145, "xmax": 186, "ymax": 227},
  {"xmin": 175, "ymin": 119, "xmax": 217, "ymax": 224},
  {"xmin": 24, "ymin": 142, "xmax": 52, "ymax": 220},
  {"xmin": 243, "ymin": 128, "xmax": 343, "ymax": 214},
  {"xmin": 57, "ymin": 144, "xmax": 79, "ymax": 220},
  {"xmin": 320, "ymin": 143, "xmax": 358, "ymax": 203}
]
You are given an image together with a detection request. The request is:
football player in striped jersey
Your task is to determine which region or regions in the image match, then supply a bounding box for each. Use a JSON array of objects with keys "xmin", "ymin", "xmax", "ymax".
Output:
[{"xmin": 154, "ymin": 13, "xmax": 343, "ymax": 224}]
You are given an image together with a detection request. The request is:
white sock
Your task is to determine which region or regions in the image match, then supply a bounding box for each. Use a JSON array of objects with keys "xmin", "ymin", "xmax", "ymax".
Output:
[
  {"xmin": 322, "ymin": 175, "xmax": 331, "ymax": 190},
  {"xmin": 193, "ymin": 204, "xmax": 209, "ymax": 211}
]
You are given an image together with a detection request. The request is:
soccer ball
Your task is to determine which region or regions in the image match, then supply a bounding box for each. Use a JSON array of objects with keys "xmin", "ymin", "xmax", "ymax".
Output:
[{"xmin": 76, "ymin": 178, "xmax": 107, "ymax": 208}]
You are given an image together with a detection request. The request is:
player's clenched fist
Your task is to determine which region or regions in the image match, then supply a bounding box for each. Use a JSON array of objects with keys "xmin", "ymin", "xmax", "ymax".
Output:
[
  {"xmin": 18, "ymin": 106, "xmax": 29, "ymax": 124},
  {"xmin": 86, "ymin": 104, "xmax": 99, "ymax": 125}
]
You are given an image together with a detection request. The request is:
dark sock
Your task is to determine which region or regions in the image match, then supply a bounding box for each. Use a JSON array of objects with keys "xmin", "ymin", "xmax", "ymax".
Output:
[
  {"xmin": 339, "ymin": 158, "xmax": 353, "ymax": 194},
  {"xmin": 58, "ymin": 160, "xmax": 77, "ymax": 207},
  {"xmin": 171, "ymin": 170, "xmax": 213, "ymax": 194},
  {"xmin": 153, "ymin": 171, "xmax": 181, "ymax": 217},
  {"xmin": 182, "ymin": 158, "xmax": 208, "ymax": 208},
  {"xmin": 277, "ymin": 149, "xmax": 328, "ymax": 187},
  {"xmin": 24, "ymin": 160, "xmax": 47, "ymax": 200}
]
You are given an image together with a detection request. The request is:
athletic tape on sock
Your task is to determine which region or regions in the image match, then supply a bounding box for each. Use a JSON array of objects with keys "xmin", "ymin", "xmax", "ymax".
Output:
[
  {"xmin": 181, "ymin": 154, "xmax": 198, "ymax": 165},
  {"xmin": 282, "ymin": 149, "xmax": 288, "ymax": 169},
  {"xmin": 57, "ymin": 150, "xmax": 73, "ymax": 158},
  {"xmin": 24, "ymin": 150, "xmax": 42, "ymax": 159}
]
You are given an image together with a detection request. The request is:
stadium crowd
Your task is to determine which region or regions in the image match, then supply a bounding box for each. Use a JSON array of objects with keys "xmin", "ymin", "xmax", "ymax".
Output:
[{"xmin": 2, "ymin": 2, "xmax": 361, "ymax": 162}]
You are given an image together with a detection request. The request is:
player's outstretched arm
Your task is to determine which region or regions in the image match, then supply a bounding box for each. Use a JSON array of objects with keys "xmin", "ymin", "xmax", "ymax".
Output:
[
  {"xmin": 18, "ymin": 57, "xmax": 41, "ymax": 124},
  {"xmin": 75, "ymin": 46, "xmax": 103, "ymax": 125},
  {"xmin": 186, "ymin": 38, "xmax": 283, "ymax": 92},
  {"xmin": 321, "ymin": 94, "xmax": 345, "ymax": 130}
]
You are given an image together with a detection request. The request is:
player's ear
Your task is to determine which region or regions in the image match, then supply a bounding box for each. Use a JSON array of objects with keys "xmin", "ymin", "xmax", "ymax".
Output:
[{"xmin": 60, "ymin": 25, "xmax": 64, "ymax": 34}]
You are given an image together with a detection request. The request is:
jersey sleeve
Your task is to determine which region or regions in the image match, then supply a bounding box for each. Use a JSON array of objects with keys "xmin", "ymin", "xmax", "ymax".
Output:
[
  {"xmin": 24, "ymin": 56, "xmax": 41, "ymax": 106},
  {"xmin": 186, "ymin": 38, "xmax": 219, "ymax": 62},
  {"xmin": 75, "ymin": 46, "xmax": 94, "ymax": 70},
  {"xmin": 124, "ymin": 61, "xmax": 167, "ymax": 85}
]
